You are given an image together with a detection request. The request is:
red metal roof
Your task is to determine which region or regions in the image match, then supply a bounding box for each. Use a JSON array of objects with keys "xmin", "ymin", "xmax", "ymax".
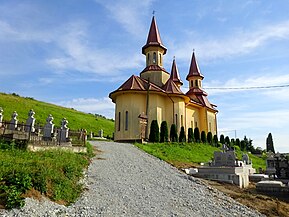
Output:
[
  {"xmin": 162, "ymin": 78, "xmax": 184, "ymax": 94},
  {"xmin": 141, "ymin": 65, "xmax": 169, "ymax": 74},
  {"xmin": 186, "ymin": 87, "xmax": 217, "ymax": 110},
  {"xmin": 170, "ymin": 58, "xmax": 183, "ymax": 86},
  {"xmin": 186, "ymin": 52, "xmax": 204, "ymax": 80},
  {"xmin": 142, "ymin": 16, "xmax": 167, "ymax": 54}
]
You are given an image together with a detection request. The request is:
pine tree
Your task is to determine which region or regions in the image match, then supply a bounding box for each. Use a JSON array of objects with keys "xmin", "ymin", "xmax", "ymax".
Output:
[
  {"xmin": 207, "ymin": 132, "xmax": 213, "ymax": 144},
  {"xmin": 188, "ymin": 128, "xmax": 194, "ymax": 143},
  {"xmin": 170, "ymin": 124, "xmax": 178, "ymax": 142},
  {"xmin": 194, "ymin": 127, "xmax": 200, "ymax": 143},
  {"xmin": 220, "ymin": 134, "xmax": 225, "ymax": 144},
  {"xmin": 160, "ymin": 121, "xmax": 168, "ymax": 143},
  {"xmin": 213, "ymin": 135, "xmax": 218, "ymax": 146},
  {"xmin": 266, "ymin": 133, "xmax": 275, "ymax": 153},
  {"xmin": 179, "ymin": 126, "xmax": 186, "ymax": 142},
  {"xmin": 149, "ymin": 120, "xmax": 159, "ymax": 143},
  {"xmin": 225, "ymin": 136, "xmax": 230, "ymax": 146},
  {"xmin": 201, "ymin": 131, "xmax": 207, "ymax": 143},
  {"xmin": 235, "ymin": 138, "xmax": 240, "ymax": 148}
]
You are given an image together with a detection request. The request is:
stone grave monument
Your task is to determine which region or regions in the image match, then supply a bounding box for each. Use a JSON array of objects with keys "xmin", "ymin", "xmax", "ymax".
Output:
[
  {"xmin": 43, "ymin": 114, "xmax": 54, "ymax": 140},
  {"xmin": 58, "ymin": 118, "xmax": 69, "ymax": 143},
  {"xmin": 8, "ymin": 111, "xmax": 18, "ymax": 130},
  {"xmin": 0, "ymin": 107, "xmax": 3, "ymax": 127},
  {"xmin": 25, "ymin": 109, "xmax": 36, "ymax": 133},
  {"xmin": 98, "ymin": 129, "xmax": 103, "ymax": 138}
]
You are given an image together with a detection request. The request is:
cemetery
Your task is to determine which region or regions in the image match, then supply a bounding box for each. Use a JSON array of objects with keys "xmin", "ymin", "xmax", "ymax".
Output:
[{"xmin": 0, "ymin": 107, "xmax": 87, "ymax": 152}]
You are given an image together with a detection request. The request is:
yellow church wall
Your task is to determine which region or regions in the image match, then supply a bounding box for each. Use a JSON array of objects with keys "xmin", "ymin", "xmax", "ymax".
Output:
[
  {"xmin": 207, "ymin": 110, "xmax": 217, "ymax": 135},
  {"xmin": 185, "ymin": 106, "xmax": 200, "ymax": 131},
  {"xmin": 140, "ymin": 70, "xmax": 170, "ymax": 87}
]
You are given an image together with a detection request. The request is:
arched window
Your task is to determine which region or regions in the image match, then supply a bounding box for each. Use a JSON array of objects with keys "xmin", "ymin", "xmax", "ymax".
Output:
[
  {"xmin": 175, "ymin": 114, "xmax": 178, "ymax": 129},
  {"xmin": 153, "ymin": 52, "xmax": 157, "ymax": 64},
  {"xmin": 147, "ymin": 53, "xmax": 150, "ymax": 64},
  {"xmin": 125, "ymin": 111, "xmax": 128, "ymax": 131},
  {"xmin": 195, "ymin": 80, "xmax": 198, "ymax": 87},
  {"xmin": 181, "ymin": 115, "xmax": 183, "ymax": 127},
  {"xmin": 159, "ymin": 53, "xmax": 162, "ymax": 65},
  {"xmin": 191, "ymin": 81, "xmax": 194, "ymax": 88},
  {"xmin": 118, "ymin": 112, "xmax": 121, "ymax": 131}
]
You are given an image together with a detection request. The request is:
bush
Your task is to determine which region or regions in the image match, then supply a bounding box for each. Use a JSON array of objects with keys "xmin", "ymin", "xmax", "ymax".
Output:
[
  {"xmin": 207, "ymin": 132, "xmax": 212, "ymax": 144},
  {"xmin": 170, "ymin": 124, "xmax": 178, "ymax": 142},
  {"xmin": 149, "ymin": 120, "xmax": 160, "ymax": 143},
  {"xmin": 213, "ymin": 135, "xmax": 218, "ymax": 146},
  {"xmin": 187, "ymin": 128, "xmax": 194, "ymax": 143},
  {"xmin": 194, "ymin": 127, "xmax": 200, "ymax": 143},
  {"xmin": 220, "ymin": 134, "xmax": 225, "ymax": 144},
  {"xmin": 225, "ymin": 136, "xmax": 230, "ymax": 146},
  {"xmin": 201, "ymin": 131, "xmax": 207, "ymax": 143},
  {"xmin": 160, "ymin": 121, "xmax": 168, "ymax": 143},
  {"xmin": 179, "ymin": 126, "xmax": 186, "ymax": 142}
]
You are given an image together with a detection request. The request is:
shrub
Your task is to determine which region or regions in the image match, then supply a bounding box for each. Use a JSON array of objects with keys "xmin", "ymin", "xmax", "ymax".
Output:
[
  {"xmin": 207, "ymin": 132, "xmax": 212, "ymax": 144},
  {"xmin": 225, "ymin": 136, "xmax": 230, "ymax": 146},
  {"xmin": 170, "ymin": 124, "xmax": 178, "ymax": 142},
  {"xmin": 194, "ymin": 127, "xmax": 200, "ymax": 143},
  {"xmin": 160, "ymin": 121, "xmax": 168, "ymax": 143},
  {"xmin": 187, "ymin": 128, "xmax": 194, "ymax": 143},
  {"xmin": 201, "ymin": 131, "xmax": 207, "ymax": 143},
  {"xmin": 149, "ymin": 120, "xmax": 159, "ymax": 143},
  {"xmin": 235, "ymin": 138, "xmax": 240, "ymax": 148},
  {"xmin": 179, "ymin": 126, "xmax": 186, "ymax": 142},
  {"xmin": 220, "ymin": 134, "xmax": 225, "ymax": 144}
]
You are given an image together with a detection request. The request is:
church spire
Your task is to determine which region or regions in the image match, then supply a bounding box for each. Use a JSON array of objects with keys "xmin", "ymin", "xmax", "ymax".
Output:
[
  {"xmin": 170, "ymin": 58, "xmax": 183, "ymax": 87},
  {"xmin": 142, "ymin": 16, "xmax": 167, "ymax": 55},
  {"xmin": 186, "ymin": 52, "xmax": 203, "ymax": 81}
]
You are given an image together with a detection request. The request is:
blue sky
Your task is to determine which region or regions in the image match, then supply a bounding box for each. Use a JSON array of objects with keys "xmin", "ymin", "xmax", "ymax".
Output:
[{"xmin": 1, "ymin": 0, "xmax": 289, "ymax": 152}]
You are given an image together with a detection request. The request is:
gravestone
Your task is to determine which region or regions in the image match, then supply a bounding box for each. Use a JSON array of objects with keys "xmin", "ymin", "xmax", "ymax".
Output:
[
  {"xmin": 0, "ymin": 107, "xmax": 3, "ymax": 127},
  {"xmin": 43, "ymin": 114, "xmax": 54, "ymax": 140},
  {"xmin": 8, "ymin": 111, "xmax": 18, "ymax": 130},
  {"xmin": 58, "ymin": 118, "xmax": 69, "ymax": 143},
  {"xmin": 25, "ymin": 109, "xmax": 36, "ymax": 133},
  {"xmin": 213, "ymin": 150, "xmax": 237, "ymax": 167},
  {"xmin": 98, "ymin": 129, "xmax": 103, "ymax": 138}
]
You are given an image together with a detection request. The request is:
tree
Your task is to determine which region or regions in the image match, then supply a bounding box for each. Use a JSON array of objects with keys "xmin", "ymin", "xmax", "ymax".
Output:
[
  {"xmin": 230, "ymin": 138, "xmax": 235, "ymax": 146},
  {"xmin": 240, "ymin": 140, "xmax": 246, "ymax": 151},
  {"xmin": 207, "ymin": 132, "xmax": 213, "ymax": 144},
  {"xmin": 149, "ymin": 120, "xmax": 159, "ymax": 143},
  {"xmin": 194, "ymin": 127, "xmax": 200, "ymax": 143},
  {"xmin": 201, "ymin": 131, "xmax": 207, "ymax": 143},
  {"xmin": 235, "ymin": 138, "xmax": 240, "ymax": 148},
  {"xmin": 179, "ymin": 126, "xmax": 186, "ymax": 142},
  {"xmin": 266, "ymin": 133, "xmax": 275, "ymax": 153},
  {"xmin": 213, "ymin": 135, "xmax": 218, "ymax": 146},
  {"xmin": 220, "ymin": 134, "xmax": 225, "ymax": 144},
  {"xmin": 160, "ymin": 121, "xmax": 168, "ymax": 143},
  {"xmin": 170, "ymin": 124, "xmax": 178, "ymax": 142},
  {"xmin": 188, "ymin": 128, "xmax": 194, "ymax": 143},
  {"xmin": 225, "ymin": 136, "xmax": 230, "ymax": 146}
]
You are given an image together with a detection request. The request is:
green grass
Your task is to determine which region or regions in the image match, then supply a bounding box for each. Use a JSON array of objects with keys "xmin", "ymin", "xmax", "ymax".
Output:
[
  {"xmin": 135, "ymin": 142, "xmax": 266, "ymax": 170},
  {"xmin": 0, "ymin": 92, "xmax": 114, "ymax": 137},
  {"xmin": 0, "ymin": 141, "xmax": 94, "ymax": 209}
]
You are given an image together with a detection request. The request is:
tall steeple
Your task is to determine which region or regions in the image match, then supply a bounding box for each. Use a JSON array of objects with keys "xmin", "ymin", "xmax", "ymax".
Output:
[
  {"xmin": 186, "ymin": 52, "xmax": 204, "ymax": 89},
  {"xmin": 140, "ymin": 16, "xmax": 170, "ymax": 87},
  {"xmin": 170, "ymin": 58, "xmax": 183, "ymax": 87}
]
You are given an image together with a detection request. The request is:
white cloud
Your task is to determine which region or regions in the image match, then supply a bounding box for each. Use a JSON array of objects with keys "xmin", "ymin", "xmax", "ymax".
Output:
[
  {"xmin": 94, "ymin": 0, "xmax": 154, "ymax": 36},
  {"xmin": 174, "ymin": 20, "xmax": 289, "ymax": 61},
  {"xmin": 55, "ymin": 97, "xmax": 115, "ymax": 119}
]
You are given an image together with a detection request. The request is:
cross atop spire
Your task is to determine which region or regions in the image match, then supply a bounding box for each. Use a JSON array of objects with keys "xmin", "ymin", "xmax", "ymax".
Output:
[
  {"xmin": 142, "ymin": 16, "xmax": 167, "ymax": 55},
  {"xmin": 186, "ymin": 51, "xmax": 204, "ymax": 80}
]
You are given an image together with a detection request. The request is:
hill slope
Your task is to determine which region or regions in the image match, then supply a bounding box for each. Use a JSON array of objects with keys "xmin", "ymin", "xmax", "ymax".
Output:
[{"xmin": 0, "ymin": 92, "xmax": 114, "ymax": 137}]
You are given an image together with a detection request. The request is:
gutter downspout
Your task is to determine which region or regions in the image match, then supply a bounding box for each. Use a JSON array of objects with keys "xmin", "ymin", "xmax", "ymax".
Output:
[{"xmin": 145, "ymin": 78, "xmax": 150, "ymax": 140}]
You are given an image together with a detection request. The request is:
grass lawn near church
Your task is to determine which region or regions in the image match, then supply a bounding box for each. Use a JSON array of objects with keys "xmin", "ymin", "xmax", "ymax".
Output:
[{"xmin": 134, "ymin": 142, "xmax": 266, "ymax": 170}]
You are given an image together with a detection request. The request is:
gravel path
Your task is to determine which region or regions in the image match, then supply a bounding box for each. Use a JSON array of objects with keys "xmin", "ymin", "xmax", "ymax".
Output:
[{"xmin": 0, "ymin": 141, "xmax": 264, "ymax": 217}]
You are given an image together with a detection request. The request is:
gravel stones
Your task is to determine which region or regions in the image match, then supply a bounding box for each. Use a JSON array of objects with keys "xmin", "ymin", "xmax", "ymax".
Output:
[{"xmin": 0, "ymin": 141, "xmax": 264, "ymax": 217}]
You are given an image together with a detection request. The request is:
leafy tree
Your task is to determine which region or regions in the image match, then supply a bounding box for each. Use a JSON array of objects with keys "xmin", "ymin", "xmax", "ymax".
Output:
[
  {"xmin": 160, "ymin": 121, "xmax": 168, "ymax": 143},
  {"xmin": 266, "ymin": 133, "xmax": 275, "ymax": 153},
  {"xmin": 194, "ymin": 127, "xmax": 200, "ymax": 143},
  {"xmin": 220, "ymin": 134, "xmax": 225, "ymax": 144},
  {"xmin": 213, "ymin": 135, "xmax": 218, "ymax": 146},
  {"xmin": 149, "ymin": 120, "xmax": 159, "ymax": 143},
  {"xmin": 187, "ymin": 128, "xmax": 194, "ymax": 143},
  {"xmin": 207, "ymin": 132, "xmax": 213, "ymax": 144},
  {"xmin": 170, "ymin": 124, "xmax": 178, "ymax": 142},
  {"xmin": 179, "ymin": 126, "xmax": 186, "ymax": 142},
  {"xmin": 201, "ymin": 131, "xmax": 207, "ymax": 143}
]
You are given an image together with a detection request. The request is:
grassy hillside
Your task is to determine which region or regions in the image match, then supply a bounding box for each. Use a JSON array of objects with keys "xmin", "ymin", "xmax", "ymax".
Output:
[
  {"xmin": 135, "ymin": 142, "xmax": 266, "ymax": 170},
  {"xmin": 0, "ymin": 92, "xmax": 114, "ymax": 137}
]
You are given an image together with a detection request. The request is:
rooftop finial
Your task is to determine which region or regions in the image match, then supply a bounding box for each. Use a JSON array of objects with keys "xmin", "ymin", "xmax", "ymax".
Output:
[
  {"xmin": 193, "ymin": 48, "xmax": 195, "ymax": 53},
  {"xmin": 152, "ymin": 10, "xmax": 155, "ymax": 16},
  {"xmin": 173, "ymin": 55, "xmax": 175, "ymax": 60}
]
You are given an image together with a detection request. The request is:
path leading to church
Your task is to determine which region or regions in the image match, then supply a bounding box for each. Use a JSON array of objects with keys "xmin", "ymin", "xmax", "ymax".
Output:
[{"xmin": 1, "ymin": 141, "xmax": 263, "ymax": 217}]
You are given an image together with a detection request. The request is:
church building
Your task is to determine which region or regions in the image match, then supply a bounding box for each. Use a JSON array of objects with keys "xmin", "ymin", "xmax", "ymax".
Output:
[{"xmin": 109, "ymin": 16, "xmax": 218, "ymax": 142}]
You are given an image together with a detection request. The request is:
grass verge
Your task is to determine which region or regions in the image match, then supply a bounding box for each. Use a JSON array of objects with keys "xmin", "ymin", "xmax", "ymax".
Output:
[{"xmin": 0, "ymin": 141, "xmax": 95, "ymax": 209}]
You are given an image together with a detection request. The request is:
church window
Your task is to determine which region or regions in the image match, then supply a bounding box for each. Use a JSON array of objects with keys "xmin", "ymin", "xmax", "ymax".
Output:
[
  {"xmin": 175, "ymin": 114, "xmax": 178, "ymax": 129},
  {"xmin": 181, "ymin": 115, "xmax": 183, "ymax": 127},
  {"xmin": 147, "ymin": 53, "xmax": 150, "ymax": 64},
  {"xmin": 195, "ymin": 121, "xmax": 197, "ymax": 127},
  {"xmin": 191, "ymin": 121, "xmax": 193, "ymax": 128},
  {"xmin": 159, "ymin": 53, "xmax": 162, "ymax": 65},
  {"xmin": 191, "ymin": 81, "xmax": 194, "ymax": 88},
  {"xmin": 153, "ymin": 52, "xmax": 157, "ymax": 64},
  {"xmin": 195, "ymin": 80, "xmax": 198, "ymax": 87},
  {"xmin": 125, "ymin": 111, "xmax": 128, "ymax": 131},
  {"xmin": 118, "ymin": 112, "xmax": 121, "ymax": 131}
]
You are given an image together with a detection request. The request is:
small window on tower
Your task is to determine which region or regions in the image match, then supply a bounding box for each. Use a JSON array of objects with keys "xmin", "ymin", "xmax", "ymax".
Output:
[
  {"xmin": 153, "ymin": 52, "xmax": 157, "ymax": 64},
  {"xmin": 125, "ymin": 111, "xmax": 128, "ymax": 131},
  {"xmin": 118, "ymin": 112, "xmax": 121, "ymax": 131},
  {"xmin": 191, "ymin": 81, "xmax": 194, "ymax": 87},
  {"xmin": 147, "ymin": 53, "xmax": 150, "ymax": 63},
  {"xmin": 159, "ymin": 54, "xmax": 162, "ymax": 65},
  {"xmin": 195, "ymin": 80, "xmax": 198, "ymax": 87}
]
